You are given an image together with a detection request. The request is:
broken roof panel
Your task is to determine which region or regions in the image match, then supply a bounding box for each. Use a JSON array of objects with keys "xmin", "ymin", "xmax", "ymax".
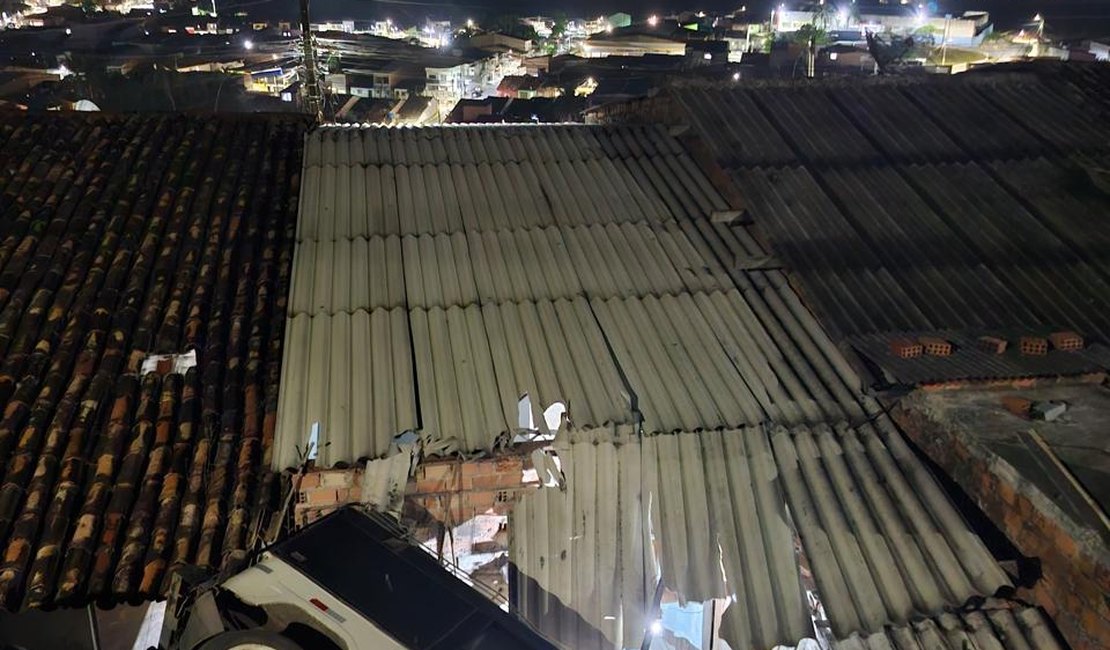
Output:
[
  {"xmin": 511, "ymin": 430, "xmax": 811, "ymax": 650},
  {"xmin": 511, "ymin": 421, "xmax": 1010, "ymax": 649},
  {"xmin": 274, "ymin": 309, "xmax": 418, "ymax": 468},
  {"xmin": 833, "ymin": 603, "xmax": 1064, "ymax": 650},
  {"xmin": 410, "ymin": 299, "xmax": 633, "ymax": 454},
  {"xmin": 0, "ymin": 113, "xmax": 305, "ymax": 608},
  {"xmin": 279, "ymin": 124, "xmax": 877, "ymax": 466}
]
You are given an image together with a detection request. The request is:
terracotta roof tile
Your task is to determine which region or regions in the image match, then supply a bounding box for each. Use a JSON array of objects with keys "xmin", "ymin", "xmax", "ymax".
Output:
[{"xmin": 0, "ymin": 113, "xmax": 305, "ymax": 608}]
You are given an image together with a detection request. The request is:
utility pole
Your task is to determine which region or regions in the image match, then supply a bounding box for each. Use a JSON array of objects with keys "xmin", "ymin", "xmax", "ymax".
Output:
[
  {"xmin": 299, "ymin": 0, "xmax": 322, "ymax": 121},
  {"xmin": 806, "ymin": 34, "xmax": 815, "ymax": 78},
  {"xmin": 941, "ymin": 13, "xmax": 950, "ymax": 66}
]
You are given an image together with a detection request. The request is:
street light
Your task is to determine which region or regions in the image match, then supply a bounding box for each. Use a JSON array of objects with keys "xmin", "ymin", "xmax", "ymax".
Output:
[
  {"xmin": 648, "ymin": 15, "xmax": 658, "ymax": 27},
  {"xmin": 244, "ymin": 39, "xmax": 254, "ymax": 50}
]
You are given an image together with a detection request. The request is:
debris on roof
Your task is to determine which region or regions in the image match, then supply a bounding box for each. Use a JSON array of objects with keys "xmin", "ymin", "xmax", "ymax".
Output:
[
  {"xmin": 277, "ymin": 124, "xmax": 877, "ymax": 468},
  {"xmin": 833, "ymin": 601, "xmax": 1065, "ymax": 650},
  {"xmin": 512, "ymin": 420, "xmax": 1011, "ymax": 649}
]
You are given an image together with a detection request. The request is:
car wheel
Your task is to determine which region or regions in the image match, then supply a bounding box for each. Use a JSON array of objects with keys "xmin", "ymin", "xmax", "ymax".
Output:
[{"xmin": 196, "ymin": 629, "xmax": 304, "ymax": 650}]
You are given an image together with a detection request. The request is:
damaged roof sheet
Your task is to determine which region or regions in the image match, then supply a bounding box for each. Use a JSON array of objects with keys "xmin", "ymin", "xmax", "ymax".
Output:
[
  {"xmin": 833, "ymin": 603, "xmax": 1064, "ymax": 650},
  {"xmin": 277, "ymin": 125, "xmax": 876, "ymax": 468},
  {"xmin": 657, "ymin": 73, "xmax": 1110, "ymax": 382},
  {"xmin": 510, "ymin": 419, "xmax": 1010, "ymax": 649},
  {"xmin": 0, "ymin": 114, "xmax": 305, "ymax": 608}
]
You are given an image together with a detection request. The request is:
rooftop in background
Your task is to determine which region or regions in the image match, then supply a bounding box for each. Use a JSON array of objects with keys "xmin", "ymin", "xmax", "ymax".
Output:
[{"xmin": 595, "ymin": 63, "xmax": 1110, "ymax": 388}]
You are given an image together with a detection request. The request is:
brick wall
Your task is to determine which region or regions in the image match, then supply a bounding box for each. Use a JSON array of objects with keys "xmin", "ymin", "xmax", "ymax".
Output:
[
  {"xmin": 292, "ymin": 453, "xmax": 538, "ymax": 529},
  {"xmin": 408, "ymin": 455, "xmax": 537, "ymax": 525},
  {"xmin": 293, "ymin": 468, "xmax": 364, "ymax": 528},
  {"xmin": 894, "ymin": 402, "xmax": 1110, "ymax": 650}
]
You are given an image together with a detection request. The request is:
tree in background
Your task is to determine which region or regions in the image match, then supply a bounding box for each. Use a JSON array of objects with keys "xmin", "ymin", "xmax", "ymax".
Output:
[
  {"xmin": 812, "ymin": 2, "xmax": 835, "ymax": 30},
  {"xmin": 486, "ymin": 13, "xmax": 538, "ymax": 41},
  {"xmin": 551, "ymin": 12, "xmax": 568, "ymax": 40},
  {"xmin": 792, "ymin": 23, "xmax": 829, "ymax": 77},
  {"xmin": 866, "ymin": 30, "xmax": 916, "ymax": 72}
]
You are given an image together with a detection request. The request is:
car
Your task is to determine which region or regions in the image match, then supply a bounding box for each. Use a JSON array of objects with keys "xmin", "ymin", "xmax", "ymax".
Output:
[{"xmin": 161, "ymin": 507, "xmax": 558, "ymax": 650}]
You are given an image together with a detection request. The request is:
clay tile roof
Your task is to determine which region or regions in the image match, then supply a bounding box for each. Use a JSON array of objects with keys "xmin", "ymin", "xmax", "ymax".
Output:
[{"xmin": 0, "ymin": 112, "xmax": 307, "ymax": 609}]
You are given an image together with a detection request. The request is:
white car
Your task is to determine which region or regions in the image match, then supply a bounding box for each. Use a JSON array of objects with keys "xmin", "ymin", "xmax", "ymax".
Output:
[{"xmin": 161, "ymin": 507, "xmax": 557, "ymax": 650}]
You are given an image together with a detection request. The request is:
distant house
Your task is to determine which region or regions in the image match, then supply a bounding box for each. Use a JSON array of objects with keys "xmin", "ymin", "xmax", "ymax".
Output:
[
  {"xmin": 446, "ymin": 97, "xmax": 510, "ymax": 122},
  {"xmin": 394, "ymin": 95, "xmax": 437, "ymax": 124},
  {"xmin": 608, "ymin": 13, "xmax": 632, "ymax": 29},
  {"xmin": 334, "ymin": 95, "xmax": 395, "ymax": 123},
  {"xmin": 243, "ymin": 62, "xmax": 298, "ymax": 94},
  {"xmin": 347, "ymin": 62, "xmax": 409, "ymax": 98},
  {"xmin": 425, "ymin": 59, "xmax": 482, "ymax": 103},
  {"xmin": 524, "ymin": 55, "xmax": 551, "ymax": 75},
  {"xmin": 469, "ymin": 32, "xmax": 532, "ymax": 54},
  {"xmin": 820, "ymin": 44, "xmax": 877, "ymax": 74},
  {"xmin": 583, "ymin": 30, "xmax": 687, "ymax": 57},
  {"xmin": 323, "ymin": 73, "xmax": 348, "ymax": 95},
  {"xmin": 496, "ymin": 75, "xmax": 543, "ymax": 98},
  {"xmin": 1085, "ymin": 40, "xmax": 1110, "ymax": 61},
  {"xmin": 589, "ymin": 76, "xmax": 652, "ymax": 103},
  {"xmin": 777, "ymin": 6, "xmax": 993, "ymax": 47},
  {"xmin": 446, "ymin": 95, "xmax": 585, "ymax": 123},
  {"xmin": 685, "ymin": 40, "xmax": 729, "ymax": 66}
]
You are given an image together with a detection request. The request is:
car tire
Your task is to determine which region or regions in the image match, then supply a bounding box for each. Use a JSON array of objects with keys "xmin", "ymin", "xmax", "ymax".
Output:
[{"xmin": 196, "ymin": 629, "xmax": 305, "ymax": 650}]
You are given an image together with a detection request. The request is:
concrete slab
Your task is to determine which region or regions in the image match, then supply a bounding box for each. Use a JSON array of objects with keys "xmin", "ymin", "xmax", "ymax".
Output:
[
  {"xmin": 893, "ymin": 380, "xmax": 1110, "ymax": 650},
  {"xmin": 906, "ymin": 382, "xmax": 1109, "ymax": 540}
]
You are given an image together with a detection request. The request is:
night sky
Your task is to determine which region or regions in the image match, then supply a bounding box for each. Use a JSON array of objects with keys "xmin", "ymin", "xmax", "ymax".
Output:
[{"xmin": 230, "ymin": 0, "xmax": 1109, "ymax": 38}]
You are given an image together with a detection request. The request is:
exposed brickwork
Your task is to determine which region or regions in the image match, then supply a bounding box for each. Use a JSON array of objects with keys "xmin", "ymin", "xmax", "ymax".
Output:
[
  {"xmin": 408, "ymin": 455, "xmax": 535, "ymax": 525},
  {"xmin": 292, "ymin": 469, "xmax": 363, "ymax": 528},
  {"xmin": 291, "ymin": 454, "xmax": 537, "ymax": 529},
  {"xmin": 893, "ymin": 400, "xmax": 1110, "ymax": 650}
]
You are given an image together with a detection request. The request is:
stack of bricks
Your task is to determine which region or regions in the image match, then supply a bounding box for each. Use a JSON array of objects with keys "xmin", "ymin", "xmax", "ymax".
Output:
[
  {"xmin": 890, "ymin": 338, "xmax": 923, "ymax": 359},
  {"xmin": 918, "ymin": 336, "xmax": 953, "ymax": 357},
  {"xmin": 293, "ymin": 468, "xmax": 364, "ymax": 528},
  {"xmin": 1049, "ymin": 330, "xmax": 1084, "ymax": 352},
  {"xmin": 977, "ymin": 336, "xmax": 1008, "ymax": 354},
  {"xmin": 408, "ymin": 455, "xmax": 537, "ymax": 525},
  {"xmin": 1020, "ymin": 336, "xmax": 1049, "ymax": 356}
]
